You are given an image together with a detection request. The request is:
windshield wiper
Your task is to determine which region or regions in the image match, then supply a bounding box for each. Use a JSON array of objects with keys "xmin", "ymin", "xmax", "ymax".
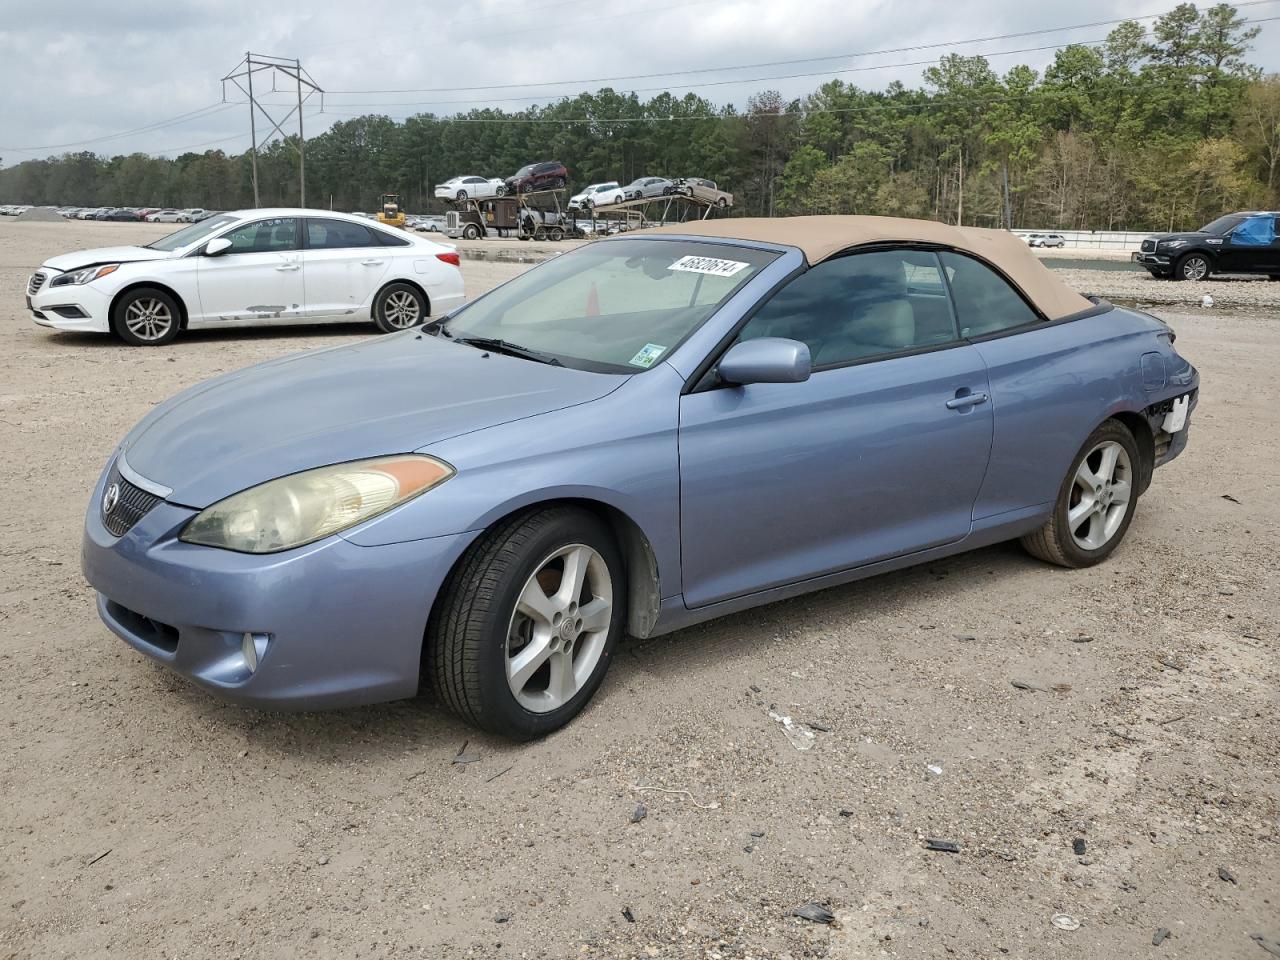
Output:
[{"xmin": 452, "ymin": 336, "xmax": 563, "ymax": 366}]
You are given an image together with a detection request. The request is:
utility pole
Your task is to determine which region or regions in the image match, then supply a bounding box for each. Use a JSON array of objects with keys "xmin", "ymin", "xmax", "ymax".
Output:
[{"xmin": 222, "ymin": 53, "xmax": 323, "ymax": 208}]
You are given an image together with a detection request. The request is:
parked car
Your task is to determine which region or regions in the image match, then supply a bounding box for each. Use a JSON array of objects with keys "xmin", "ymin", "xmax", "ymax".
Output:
[
  {"xmin": 25, "ymin": 207, "xmax": 464, "ymax": 346},
  {"xmin": 146, "ymin": 209, "xmax": 184, "ymax": 223},
  {"xmin": 670, "ymin": 177, "xmax": 733, "ymax": 208},
  {"xmin": 569, "ymin": 182, "xmax": 625, "ymax": 209},
  {"xmin": 434, "ymin": 176, "xmax": 506, "ymax": 202},
  {"xmin": 413, "ymin": 215, "xmax": 447, "ymax": 233},
  {"xmin": 178, "ymin": 208, "xmax": 209, "ymax": 223},
  {"xmin": 1135, "ymin": 211, "xmax": 1280, "ymax": 280},
  {"xmin": 504, "ymin": 161, "xmax": 568, "ymax": 194},
  {"xmin": 79, "ymin": 215, "xmax": 1196, "ymax": 739},
  {"xmin": 103, "ymin": 209, "xmax": 142, "ymax": 222},
  {"xmin": 623, "ymin": 176, "xmax": 674, "ymax": 200},
  {"xmin": 1023, "ymin": 232, "xmax": 1066, "ymax": 248}
]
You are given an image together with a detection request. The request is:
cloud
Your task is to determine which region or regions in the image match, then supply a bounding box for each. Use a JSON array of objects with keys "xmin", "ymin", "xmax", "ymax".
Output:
[{"xmin": 2, "ymin": 0, "xmax": 1278, "ymax": 166}]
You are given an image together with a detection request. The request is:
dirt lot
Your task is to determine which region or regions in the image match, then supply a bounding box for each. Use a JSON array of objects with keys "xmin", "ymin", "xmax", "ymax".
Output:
[{"xmin": 1, "ymin": 219, "xmax": 1277, "ymax": 960}]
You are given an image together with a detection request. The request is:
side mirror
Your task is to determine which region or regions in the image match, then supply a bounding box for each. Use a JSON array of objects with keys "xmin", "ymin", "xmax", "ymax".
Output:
[
  {"xmin": 204, "ymin": 237, "xmax": 232, "ymax": 256},
  {"xmin": 718, "ymin": 337, "xmax": 811, "ymax": 386}
]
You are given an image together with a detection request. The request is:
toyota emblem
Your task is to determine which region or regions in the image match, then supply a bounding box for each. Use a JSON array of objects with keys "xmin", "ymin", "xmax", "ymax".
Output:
[{"xmin": 102, "ymin": 482, "xmax": 121, "ymax": 516}]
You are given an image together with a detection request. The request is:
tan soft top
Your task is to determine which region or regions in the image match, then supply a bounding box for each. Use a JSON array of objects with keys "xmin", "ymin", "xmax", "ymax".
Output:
[{"xmin": 638, "ymin": 215, "xmax": 1092, "ymax": 321}]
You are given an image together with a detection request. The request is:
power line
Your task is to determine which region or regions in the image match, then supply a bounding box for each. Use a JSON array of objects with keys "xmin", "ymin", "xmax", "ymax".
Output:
[
  {"xmin": 0, "ymin": 102, "xmax": 237, "ymax": 153},
  {"xmin": 324, "ymin": 0, "xmax": 1280, "ymax": 97}
]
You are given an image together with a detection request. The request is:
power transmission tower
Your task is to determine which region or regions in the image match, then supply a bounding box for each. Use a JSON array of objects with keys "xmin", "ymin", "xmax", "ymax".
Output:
[{"xmin": 222, "ymin": 53, "xmax": 323, "ymax": 208}]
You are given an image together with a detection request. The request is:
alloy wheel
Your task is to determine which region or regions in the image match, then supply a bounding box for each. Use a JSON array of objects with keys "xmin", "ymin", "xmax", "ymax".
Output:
[
  {"xmin": 1181, "ymin": 256, "xmax": 1209, "ymax": 281},
  {"xmin": 124, "ymin": 297, "xmax": 174, "ymax": 341},
  {"xmin": 505, "ymin": 543, "xmax": 612, "ymax": 713},
  {"xmin": 1067, "ymin": 440, "xmax": 1132, "ymax": 550},
  {"xmin": 382, "ymin": 290, "xmax": 421, "ymax": 328}
]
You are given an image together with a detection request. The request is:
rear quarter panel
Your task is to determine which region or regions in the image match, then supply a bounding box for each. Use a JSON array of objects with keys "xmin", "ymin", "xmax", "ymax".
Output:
[{"xmin": 969, "ymin": 307, "xmax": 1189, "ymax": 520}]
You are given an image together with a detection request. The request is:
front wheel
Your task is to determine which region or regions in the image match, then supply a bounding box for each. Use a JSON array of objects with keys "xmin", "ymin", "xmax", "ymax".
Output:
[
  {"xmin": 1021, "ymin": 419, "xmax": 1140, "ymax": 568},
  {"xmin": 456, "ymin": 190, "xmax": 468, "ymax": 202},
  {"xmin": 427, "ymin": 507, "xmax": 625, "ymax": 739},
  {"xmin": 494, "ymin": 185, "xmax": 506, "ymax": 197},
  {"xmin": 372, "ymin": 282, "xmax": 427, "ymax": 333},
  {"xmin": 1175, "ymin": 252, "xmax": 1211, "ymax": 282},
  {"xmin": 112, "ymin": 287, "xmax": 181, "ymax": 346},
  {"xmin": 462, "ymin": 222, "xmax": 481, "ymax": 240}
]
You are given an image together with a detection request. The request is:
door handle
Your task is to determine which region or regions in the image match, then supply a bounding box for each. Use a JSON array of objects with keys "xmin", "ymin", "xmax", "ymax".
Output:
[
  {"xmin": 361, "ymin": 259, "xmax": 385, "ymax": 266},
  {"xmin": 275, "ymin": 262, "xmax": 300, "ymax": 271},
  {"xmin": 946, "ymin": 391, "xmax": 989, "ymax": 410}
]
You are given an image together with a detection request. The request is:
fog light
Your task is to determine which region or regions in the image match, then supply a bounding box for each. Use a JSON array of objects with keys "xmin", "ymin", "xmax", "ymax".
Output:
[{"xmin": 242, "ymin": 632, "xmax": 270, "ymax": 673}]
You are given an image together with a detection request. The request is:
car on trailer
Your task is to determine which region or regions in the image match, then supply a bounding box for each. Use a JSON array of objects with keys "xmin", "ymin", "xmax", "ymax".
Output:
[
  {"xmin": 669, "ymin": 177, "xmax": 733, "ymax": 208},
  {"xmin": 434, "ymin": 175, "xmax": 507, "ymax": 202}
]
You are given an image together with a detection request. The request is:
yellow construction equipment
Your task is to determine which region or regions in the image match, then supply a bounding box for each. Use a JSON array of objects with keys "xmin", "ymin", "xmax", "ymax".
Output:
[{"xmin": 377, "ymin": 193, "xmax": 406, "ymax": 229}]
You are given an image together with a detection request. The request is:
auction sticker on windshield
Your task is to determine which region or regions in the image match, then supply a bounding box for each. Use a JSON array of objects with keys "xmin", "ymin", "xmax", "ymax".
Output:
[
  {"xmin": 629, "ymin": 343, "xmax": 667, "ymax": 368},
  {"xmin": 668, "ymin": 255, "xmax": 750, "ymax": 277}
]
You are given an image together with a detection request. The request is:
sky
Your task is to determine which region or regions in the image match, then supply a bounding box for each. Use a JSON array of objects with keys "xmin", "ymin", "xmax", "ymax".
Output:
[{"xmin": 3, "ymin": 0, "xmax": 1280, "ymax": 167}]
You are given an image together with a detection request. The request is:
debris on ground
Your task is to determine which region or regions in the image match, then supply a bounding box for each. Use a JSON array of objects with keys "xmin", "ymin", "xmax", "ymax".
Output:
[
  {"xmin": 926, "ymin": 763, "xmax": 944, "ymax": 776},
  {"xmin": 768, "ymin": 710, "xmax": 817, "ymax": 751},
  {"xmin": 1218, "ymin": 866, "xmax": 1238, "ymax": 884},
  {"xmin": 1153, "ymin": 928, "xmax": 1171, "ymax": 946},
  {"xmin": 629, "ymin": 784, "xmax": 719, "ymax": 810},
  {"xmin": 621, "ymin": 907, "xmax": 635, "ymax": 923},
  {"xmin": 838, "ymin": 809, "xmax": 854, "ymax": 817},
  {"xmin": 1072, "ymin": 838, "xmax": 1087, "ymax": 855},
  {"xmin": 808, "ymin": 720, "xmax": 833, "ymax": 732},
  {"xmin": 86, "ymin": 849, "xmax": 111, "ymax": 867},
  {"xmin": 1222, "ymin": 494, "xmax": 1242, "ymax": 503},
  {"xmin": 789, "ymin": 903, "xmax": 836, "ymax": 925},
  {"xmin": 452, "ymin": 740, "xmax": 479, "ymax": 765},
  {"xmin": 1070, "ymin": 635, "xmax": 1095, "ymax": 643},
  {"xmin": 495, "ymin": 912, "xmax": 511, "ymax": 924},
  {"xmin": 923, "ymin": 838, "xmax": 960, "ymax": 853},
  {"xmin": 1252, "ymin": 934, "xmax": 1280, "ymax": 957},
  {"xmin": 1202, "ymin": 294, "xmax": 1214, "ymax": 307},
  {"xmin": 1051, "ymin": 913, "xmax": 1081, "ymax": 931},
  {"xmin": 953, "ymin": 634, "xmax": 977, "ymax": 642},
  {"xmin": 630, "ymin": 804, "xmax": 647, "ymax": 824},
  {"xmin": 1010, "ymin": 679, "xmax": 1047, "ymax": 692}
]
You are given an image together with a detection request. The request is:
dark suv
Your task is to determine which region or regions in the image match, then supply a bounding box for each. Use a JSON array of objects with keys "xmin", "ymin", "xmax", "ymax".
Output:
[
  {"xmin": 1137, "ymin": 211, "xmax": 1280, "ymax": 280},
  {"xmin": 504, "ymin": 161, "xmax": 568, "ymax": 194}
]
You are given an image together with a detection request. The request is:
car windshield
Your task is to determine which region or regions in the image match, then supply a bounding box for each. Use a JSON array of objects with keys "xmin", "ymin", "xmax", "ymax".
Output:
[
  {"xmin": 146, "ymin": 214, "xmax": 238, "ymax": 252},
  {"xmin": 1199, "ymin": 214, "xmax": 1248, "ymax": 235},
  {"xmin": 515, "ymin": 165, "xmax": 534, "ymax": 177},
  {"xmin": 441, "ymin": 238, "xmax": 778, "ymax": 373}
]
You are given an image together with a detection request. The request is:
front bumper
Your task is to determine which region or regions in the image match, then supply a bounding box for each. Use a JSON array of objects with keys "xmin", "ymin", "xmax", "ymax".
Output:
[
  {"xmin": 82, "ymin": 461, "xmax": 477, "ymax": 710},
  {"xmin": 27, "ymin": 272, "xmax": 113, "ymax": 332},
  {"xmin": 1136, "ymin": 252, "xmax": 1174, "ymax": 274}
]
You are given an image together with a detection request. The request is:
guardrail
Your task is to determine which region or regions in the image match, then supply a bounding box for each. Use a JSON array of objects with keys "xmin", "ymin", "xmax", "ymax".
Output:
[{"xmin": 1015, "ymin": 230, "xmax": 1152, "ymax": 250}]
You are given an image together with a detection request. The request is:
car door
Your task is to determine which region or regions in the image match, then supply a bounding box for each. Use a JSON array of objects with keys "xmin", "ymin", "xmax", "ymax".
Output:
[
  {"xmin": 1220, "ymin": 214, "xmax": 1279, "ymax": 273},
  {"xmin": 300, "ymin": 217, "xmax": 392, "ymax": 320},
  {"xmin": 678, "ymin": 248, "xmax": 995, "ymax": 608},
  {"xmin": 194, "ymin": 216, "xmax": 305, "ymax": 325}
]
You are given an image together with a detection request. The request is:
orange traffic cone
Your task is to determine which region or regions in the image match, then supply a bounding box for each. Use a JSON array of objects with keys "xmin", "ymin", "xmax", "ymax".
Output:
[{"xmin": 585, "ymin": 281, "xmax": 600, "ymax": 317}]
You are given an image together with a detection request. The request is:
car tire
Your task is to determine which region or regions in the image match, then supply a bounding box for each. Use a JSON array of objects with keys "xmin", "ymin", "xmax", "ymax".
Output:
[
  {"xmin": 462, "ymin": 223, "xmax": 481, "ymax": 240},
  {"xmin": 111, "ymin": 287, "xmax": 181, "ymax": 346},
  {"xmin": 456, "ymin": 190, "xmax": 467, "ymax": 202},
  {"xmin": 717, "ymin": 197, "xmax": 728, "ymax": 208},
  {"xmin": 427, "ymin": 506, "xmax": 626, "ymax": 739},
  {"xmin": 549, "ymin": 226, "xmax": 564, "ymax": 241},
  {"xmin": 1020, "ymin": 419, "xmax": 1141, "ymax": 569},
  {"xmin": 495, "ymin": 185, "xmax": 506, "ymax": 197},
  {"xmin": 372, "ymin": 282, "xmax": 427, "ymax": 333},
  {"xmin": 1174, "ymin": 252, "xmax": 1211, "ymax": 282}
]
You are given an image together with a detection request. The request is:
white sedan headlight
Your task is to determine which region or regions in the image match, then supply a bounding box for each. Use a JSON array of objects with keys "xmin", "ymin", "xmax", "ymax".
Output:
[
  {"xmin": 49, "ymin": 264, "xmax": 119, "ymax": 287},
  {"xmin": 180, "ymin": 455, "xmax": 454, "ymax": 553}
]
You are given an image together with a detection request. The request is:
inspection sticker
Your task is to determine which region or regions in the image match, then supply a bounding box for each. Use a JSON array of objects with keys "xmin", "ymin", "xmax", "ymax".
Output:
[
  {"xmin": 668, "ymin": 255, "xmax": 750, "ymax": 277},
  {"xmin": 629, "ymin": 343, "xmax": 667, "ymax": 368}
]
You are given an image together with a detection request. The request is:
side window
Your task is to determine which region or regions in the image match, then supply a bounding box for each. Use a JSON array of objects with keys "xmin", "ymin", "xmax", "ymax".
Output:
[
  {"xmin": 307, "ymin": 217, "xmax": 377, "ymax": 250},
  {"xmin": 734, "ymin": 249, "xmax": 957, "ymax": 368},
  {"xmin": 939, "ymin": 251, "xmax": 1039, "ymax": 337},
  {"xmin": 222, "ymin": 218, "xmax": 298, "ymax": 253},
  {"xmin": 1230, "ymin": 214, "xmax": 1275, "ymax": 246},
  {"xmin": 374, "ymin": 228, "xmax": 411, "ymax": 247}
]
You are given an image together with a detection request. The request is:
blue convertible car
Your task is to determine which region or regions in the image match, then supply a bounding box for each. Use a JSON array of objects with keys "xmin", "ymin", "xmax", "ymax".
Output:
[{"xmin": 82, "ymin": 216, "xmax": 1198, "ymax": 737}]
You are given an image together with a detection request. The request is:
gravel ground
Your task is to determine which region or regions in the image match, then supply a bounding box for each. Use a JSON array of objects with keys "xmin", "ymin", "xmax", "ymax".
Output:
[{"xmin": 1, "ymin": 219, "xmax": 1278, "ymax": 960}]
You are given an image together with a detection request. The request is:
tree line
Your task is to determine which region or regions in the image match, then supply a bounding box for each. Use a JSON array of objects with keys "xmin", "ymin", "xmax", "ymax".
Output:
[{"xmin": 3, "ymin": 3, "xmax": 1278, "ymax": 232}]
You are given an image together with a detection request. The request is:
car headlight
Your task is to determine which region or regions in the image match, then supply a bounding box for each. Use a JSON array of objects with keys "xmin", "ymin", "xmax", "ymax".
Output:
[
  {"xmin": 1160, "ymin": 239, "xmax": 1188, "ymax": 249},
  {"xmin": 49, "ymin": 264, "xmax": 120, "ymax": 287},
  {"xmin": 180, "ymin": 454, "xmax": 454, "ymax": 553}
]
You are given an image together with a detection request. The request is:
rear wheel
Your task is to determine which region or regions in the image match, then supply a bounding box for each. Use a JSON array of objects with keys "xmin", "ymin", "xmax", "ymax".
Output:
[
  {"xmin": 427, "ymin": 507, "xmax": 625, "ymax": 739},
  {"xmin": 549, "ymin": 226, "xmax": 564, "ymax": 242},
  {"xmin": 372, "ymin": 282, "xmax": 426, "ymax": 333},
  {"xmin": 1021, "ymin": 419, "xmax": 1140, "ymax": 568},
  {"xmin": 112, "ymin": 287, "xmax": 181, "ymax": 346},
  {"xmin": 456, "ymin": 190, "xmax": 468, "ymax": 202},
  {"xmin": 1175, "ymin": 252, "xmax": 1211, "ymax": 282}
]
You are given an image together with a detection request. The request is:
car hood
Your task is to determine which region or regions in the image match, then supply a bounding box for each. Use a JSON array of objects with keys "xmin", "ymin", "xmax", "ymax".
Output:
[
  {"xmin": 120, "ymin": 333, "xmax": 626, "ymax": 508},
  {"xmin": 1145, "ymin": 231, "xmax": 1212, "ymax": 242},
  {"xmin": 42, "ymin": 245, "xmax": 173, "ymax": 272}
]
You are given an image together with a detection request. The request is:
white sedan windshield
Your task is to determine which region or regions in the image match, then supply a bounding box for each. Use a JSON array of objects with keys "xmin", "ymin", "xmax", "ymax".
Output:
[{"xmin": 146, "ymin": 214, "xmax": 238, "ymax": 252}]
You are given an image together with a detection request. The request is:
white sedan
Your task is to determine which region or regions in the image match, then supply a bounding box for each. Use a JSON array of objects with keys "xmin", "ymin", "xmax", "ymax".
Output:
[
  {"xmin": 569, "ymin": 182, "xmax": 625, "ymax": 209},
  {"xmin": 25, "ymin": 208, "xmax": 465, "ymax": 346},
  {"xmin": 146, "ymin": 209, "xmax": 185, "ymax": 223},
  {"xmin": 434, "ymin": 176, "xmax": 506, "ymax": 202}
]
